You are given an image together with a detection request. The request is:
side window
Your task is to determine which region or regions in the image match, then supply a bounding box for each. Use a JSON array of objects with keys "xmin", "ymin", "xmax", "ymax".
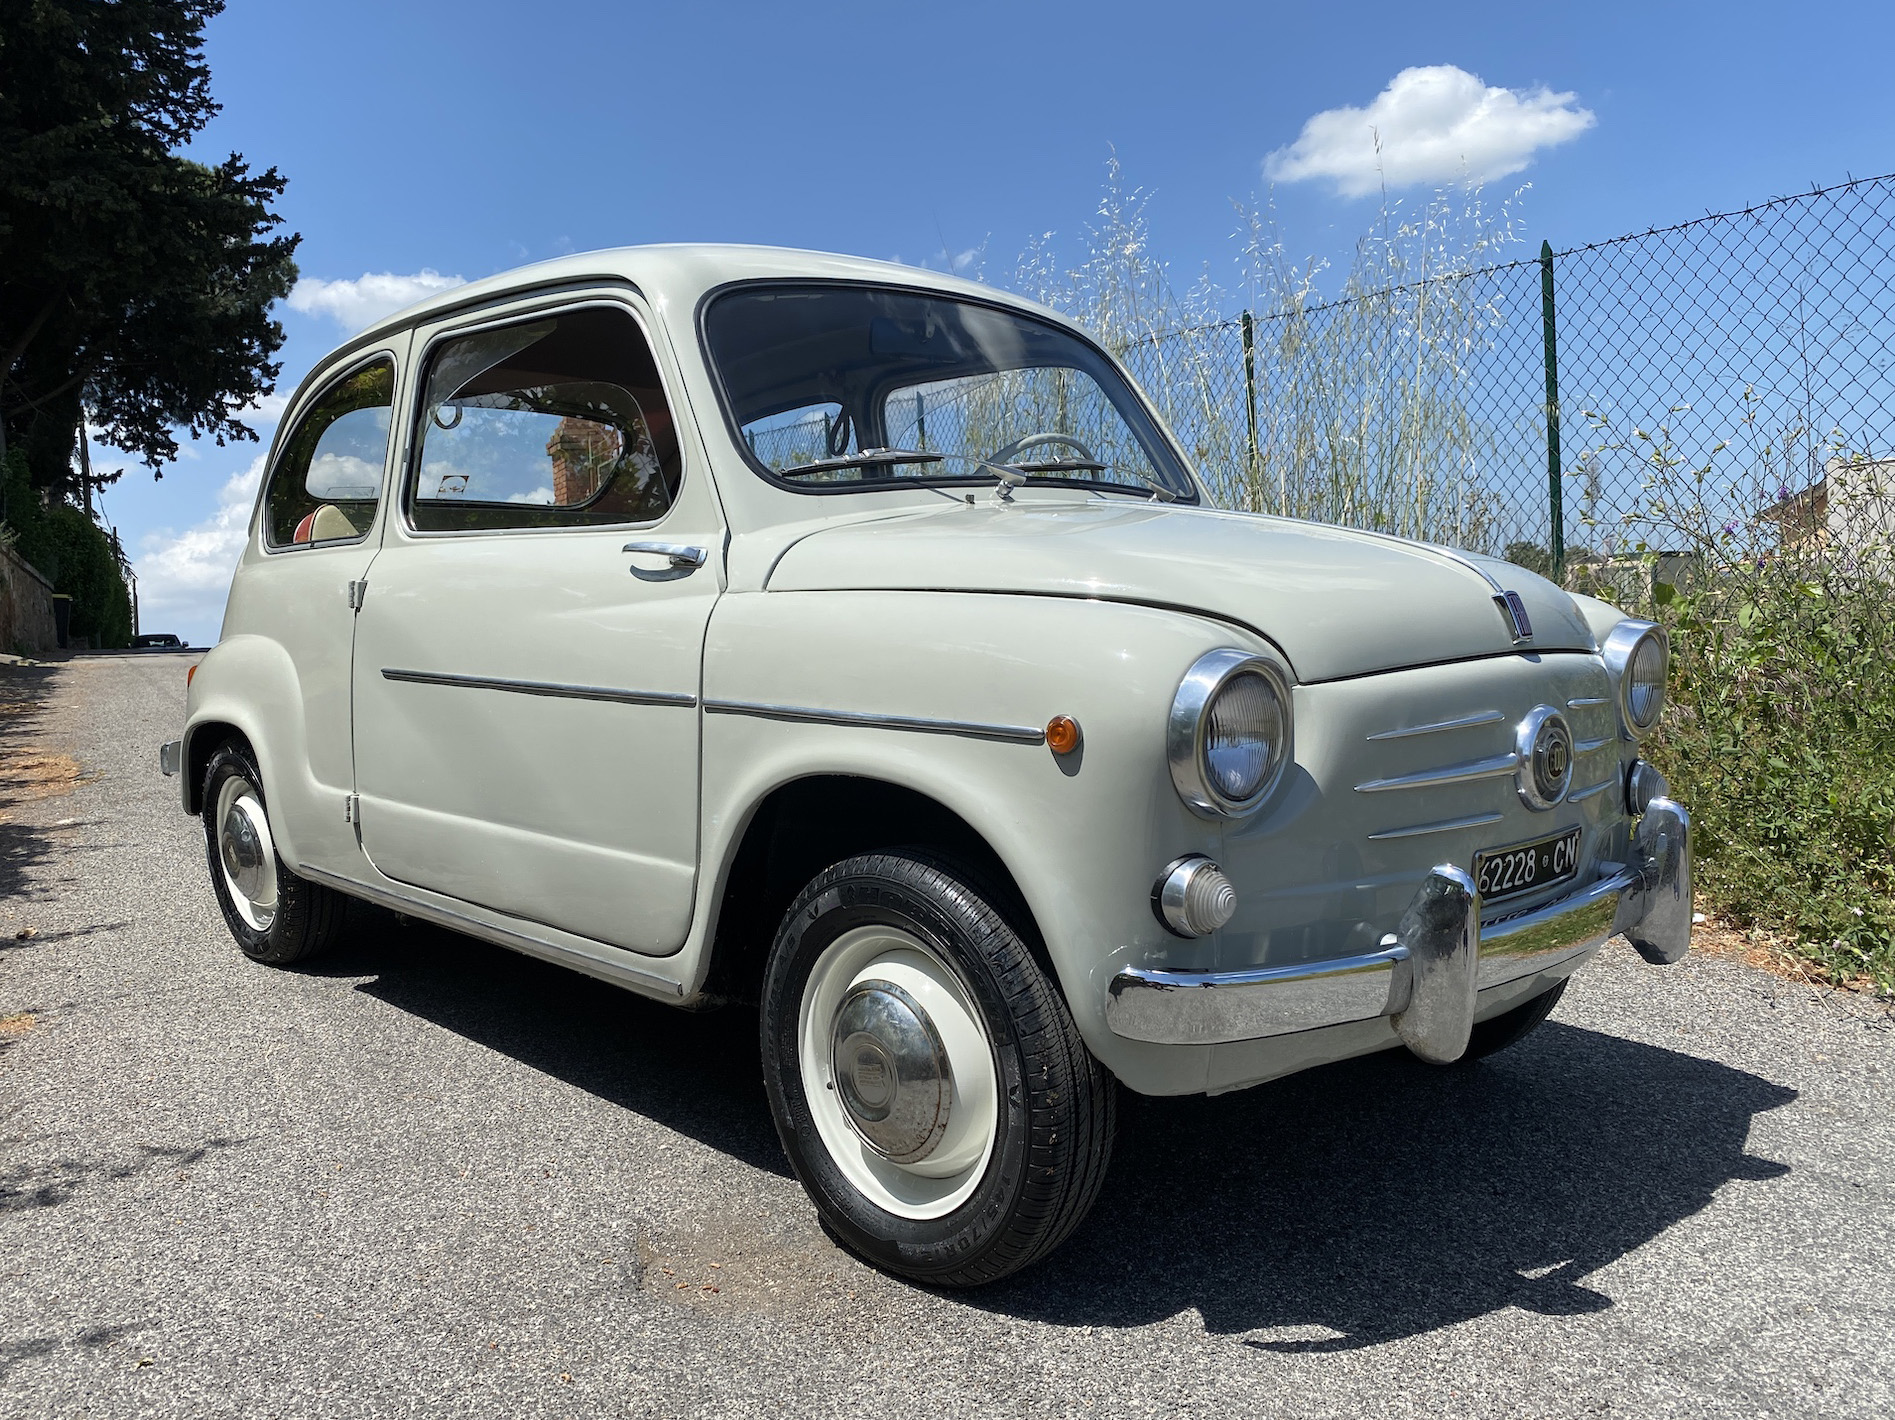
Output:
[
  {"xmin": 408, "ymin": 306, "xmax": 682, "ymax": 533},
  {"xmin": 263, "ymin": 358, "xmax": 394, "ymax": 548}
]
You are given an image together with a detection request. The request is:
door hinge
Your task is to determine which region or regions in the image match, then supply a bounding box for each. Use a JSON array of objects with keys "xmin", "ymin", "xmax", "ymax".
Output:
[
  {"xmin": 347, "ymin": 579, "xmax": 368, "ymax": 611},
  {"xmin": 344, "ymin": 793, "xmax": 360, "ymax": 824}
]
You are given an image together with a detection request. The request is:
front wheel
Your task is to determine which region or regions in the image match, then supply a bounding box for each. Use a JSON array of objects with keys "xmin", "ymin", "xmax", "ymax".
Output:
[
  {"xmin": 1460, "ymin": 977, "xmax": 1569, "ymax": 1061},
  {"xmin": 760, "ymin": 851, "xmax": 1115, "ymax": 1286}
]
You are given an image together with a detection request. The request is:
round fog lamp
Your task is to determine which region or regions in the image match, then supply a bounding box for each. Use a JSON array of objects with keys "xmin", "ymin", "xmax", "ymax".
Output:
[
  {"xmin": 1626, "ymin": 759, "xmax": 1669, "ymax": 815},
  {"xmin": 1153, "ymin": 856, "xmax": 1239, "ymax": 938}
]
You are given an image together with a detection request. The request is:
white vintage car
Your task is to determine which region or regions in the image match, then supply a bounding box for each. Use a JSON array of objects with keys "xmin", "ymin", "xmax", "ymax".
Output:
[{"xmin": 161, "ymin": 246, "xmax": 1690, "ymax": 1285}]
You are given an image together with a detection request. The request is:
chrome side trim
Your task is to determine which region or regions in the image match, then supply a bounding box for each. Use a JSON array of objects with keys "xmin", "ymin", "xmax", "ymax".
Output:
[
  {"xmin": 296, "ymin": 862, "xmax": 688, "ymax": 997},
  {"xmin": 1354, "ymin": 752, "xmax": 1517, "ymax": 793},
  {"xmin": 1566, "ymin": 776, "xmax": 1618, "ymax": 803},
  {"xmin": 1367, "ymin": 811, "xmax": 1505, "ymax": 841},
  {"xmin": 1573, "ymin": 736, "xmax": 1612, "ymax": 754},
  {"xmin": 702, "ymin": 699, "xmax": 1045, "ymax": 744},
  {"xmin": 1365, "ymin": 710, "xmax": 1505, "ymax": 741},
  {"xmin": 380, "ymin": 668, "xmax": 696, "ymax": 708},
  {"xmin": 1567, "ymin": 695, "xmax": 1610, "ymax": 709}
]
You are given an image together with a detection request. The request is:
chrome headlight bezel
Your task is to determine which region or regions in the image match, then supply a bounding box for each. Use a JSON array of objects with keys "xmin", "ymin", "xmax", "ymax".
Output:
[
  {"xmin": 1167, "ymin": 649, "xmax": 1293, "ymax": 818},
  {"xmin": 1601, "ymin": 620, "xmax": 1670, "ymax": 740}
]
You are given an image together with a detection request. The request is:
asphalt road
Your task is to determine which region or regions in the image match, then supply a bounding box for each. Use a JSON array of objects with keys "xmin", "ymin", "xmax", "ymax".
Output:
[{"xmin": 2, "ymin": 653, "xmax": 1891, "ymax": 1419}]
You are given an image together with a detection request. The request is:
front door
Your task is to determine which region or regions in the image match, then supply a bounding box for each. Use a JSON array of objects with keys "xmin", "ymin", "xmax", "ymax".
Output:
[{"xmin": 349, "ymin": 295, "xmax": 721, "ymax": 953}]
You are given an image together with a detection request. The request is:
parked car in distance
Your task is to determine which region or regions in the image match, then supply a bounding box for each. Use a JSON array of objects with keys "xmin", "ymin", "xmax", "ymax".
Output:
[
  {"xmin": 132, "ymin": 632, "xmax": 188, "ymax": 649},
  {"xmin": 160, "ymin": 245, "xmax": 1692, "ymax": 1286}
]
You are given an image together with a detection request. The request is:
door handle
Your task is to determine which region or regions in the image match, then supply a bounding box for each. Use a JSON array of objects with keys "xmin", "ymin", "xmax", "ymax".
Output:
[{"xmin": 622, "ymin": 542, "xmax": 707, "ymax": 570}]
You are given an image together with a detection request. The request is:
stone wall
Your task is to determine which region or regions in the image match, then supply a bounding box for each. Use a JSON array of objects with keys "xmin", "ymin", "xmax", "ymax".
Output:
[{"xmin": 1, "ymin": 544, "xmax": 57, "ymax": 654}]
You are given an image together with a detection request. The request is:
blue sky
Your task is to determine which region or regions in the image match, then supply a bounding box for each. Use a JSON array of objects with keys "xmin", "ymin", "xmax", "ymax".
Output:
[{"xmin": 98, "ymin": 0, "xmax": 1895, "ymax": 644}]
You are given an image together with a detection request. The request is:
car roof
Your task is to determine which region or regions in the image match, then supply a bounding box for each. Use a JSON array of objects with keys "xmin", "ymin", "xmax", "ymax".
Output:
[{"xmin": 344, "ymin": 244, "xmax": 1067, "ymax": 354}]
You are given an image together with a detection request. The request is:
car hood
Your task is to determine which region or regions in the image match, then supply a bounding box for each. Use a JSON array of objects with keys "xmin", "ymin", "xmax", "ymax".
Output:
[{"xmin": 763, "ymin": 500, "xmax": 1595, "ymax": 682}]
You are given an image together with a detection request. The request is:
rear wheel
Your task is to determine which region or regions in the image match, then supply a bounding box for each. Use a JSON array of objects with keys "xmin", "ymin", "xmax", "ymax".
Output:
[
  {"xmin": 1461, "ymin": 978, "xmax": 1568, "ymax": 1061},
  {"xmin": 201, "ymin": 741, "xmax": 346, "ymax": 966},
  {"xmin": 760, "ymin": 850, "xmax": 1114, "ymax": 1286}
]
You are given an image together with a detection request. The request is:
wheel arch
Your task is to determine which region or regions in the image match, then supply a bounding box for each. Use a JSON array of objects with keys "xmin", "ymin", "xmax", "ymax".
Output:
[
  {"xmin": 700, "ymin": 772, "xmax": 1045, "ymax": 1005},
  {"xmin": 178, "ymin": 634, "xmax": 322, "ymax": 868},
  {"xmin": 181, "ymin": 719, "xmax": 255, "ymax": 816}
]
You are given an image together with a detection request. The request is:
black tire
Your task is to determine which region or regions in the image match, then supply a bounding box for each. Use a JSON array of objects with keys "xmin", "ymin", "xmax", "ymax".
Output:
[
  {"xmin": 1460, "ymin": 977, "xmax": 1568, "ymax": 1061},
  {"xmin": 200, "ymin": 740, "xmax": 346, "ymax": 966},
  {"xmin": 760, "ymin": 850, "xmax": 1115, "ymax": 1287}
]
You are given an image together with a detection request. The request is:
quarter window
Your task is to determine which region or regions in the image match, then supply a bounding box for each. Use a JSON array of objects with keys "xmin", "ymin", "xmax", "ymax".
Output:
[
  {"xmin": 408, "ymin": 306, "xmax": 682, "ymax": 533},
  {"xmin": 263, "ymin": 358, "xmax": 394, "ymax": 548}
]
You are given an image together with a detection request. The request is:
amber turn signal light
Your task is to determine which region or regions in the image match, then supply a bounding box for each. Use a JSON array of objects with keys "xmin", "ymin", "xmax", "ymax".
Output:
[
  {"xmin": 186, "ymin": 663, "xmax": 197, "ymax": 689},
  {"xmin": 1045, "ymin": 715, "xmax": 1081, "ymax": 755}
]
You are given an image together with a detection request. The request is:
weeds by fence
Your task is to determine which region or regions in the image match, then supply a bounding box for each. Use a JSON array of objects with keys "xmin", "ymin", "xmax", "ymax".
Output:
[{"xmin": 1038, "ymin": 171, "xmax": 1895, "ymax": 582}]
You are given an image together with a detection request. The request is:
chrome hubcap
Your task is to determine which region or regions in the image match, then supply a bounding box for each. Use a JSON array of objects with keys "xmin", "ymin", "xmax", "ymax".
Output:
[
  {"xmin": 215, "ymin": 777, "xmax": 278, "ymax": 932},
  {"xmin": 796, "ymin": 925, "xmax": 999, "ymax": 1220},
  {"xmin": 830, "ymin": 981, "xmax": 952, "ymax": 1163}
]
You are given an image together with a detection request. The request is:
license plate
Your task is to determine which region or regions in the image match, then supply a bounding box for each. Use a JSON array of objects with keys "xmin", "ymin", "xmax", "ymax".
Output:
[{"xmin": 1475, "ymin": 827, "xmax": 1581, "ymax": 903}]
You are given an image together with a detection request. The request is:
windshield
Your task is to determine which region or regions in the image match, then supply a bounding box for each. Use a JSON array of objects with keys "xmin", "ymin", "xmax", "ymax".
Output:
[{"xmin": 702, "ymin": 284, "xmax": 1198, "ymax": 501}]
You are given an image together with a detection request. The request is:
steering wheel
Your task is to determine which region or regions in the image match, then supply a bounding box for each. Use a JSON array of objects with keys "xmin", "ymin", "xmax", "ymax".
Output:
[{"xmin": 989, "ymin": 431, "xmax": 1099, "ymax": 467}]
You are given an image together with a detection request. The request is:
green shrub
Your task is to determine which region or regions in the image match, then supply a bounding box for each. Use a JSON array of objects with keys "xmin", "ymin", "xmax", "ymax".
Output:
[
  {"xmin": 1, "ymin": 448, "xmax": 133, "ymax": 648},
  {"xmin": 1651, "ymin": 568, "xmax": 1895, "ymax": 990}
]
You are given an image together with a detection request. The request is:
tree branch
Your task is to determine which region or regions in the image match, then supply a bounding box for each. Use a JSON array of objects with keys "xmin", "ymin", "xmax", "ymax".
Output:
[
  {"xmin": 0, "ymin": 293, "xmax": 63, "ymax": 382},
  {"xmin": 0, "ymin": 371, "xmax": 85, "ymax": 420}
]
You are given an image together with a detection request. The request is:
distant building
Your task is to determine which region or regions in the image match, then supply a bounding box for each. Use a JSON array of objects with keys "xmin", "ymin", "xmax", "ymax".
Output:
[
  {"xmin": 1755, "ymin": 456, "xmax": 1895, "ymax": 558},
  {"xmin": 1565, "ymin": 549, "xmax": 1701, "ymax": 605},
  {"xmin": 546, "ymin": 416, "xmax": 623, "ymax": 506}
]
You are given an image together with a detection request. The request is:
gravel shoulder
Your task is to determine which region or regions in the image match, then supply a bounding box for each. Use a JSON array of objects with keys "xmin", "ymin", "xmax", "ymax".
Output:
[{"xmin": 2, "ymin": 654, "xmax": 1891, "ymax": 1418}]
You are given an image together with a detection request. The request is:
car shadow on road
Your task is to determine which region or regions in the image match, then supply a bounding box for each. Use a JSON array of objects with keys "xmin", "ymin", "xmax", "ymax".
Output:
[
  {"xmin": 316, "ymin": 909, "xmax": 789, "ymax": 1177},
  {"xmin": 308, "ymin": 914, "xmax": 1797, "ymax": 1350},
  {"xmin": 971, "ymin": 1020, "xmax": 1796, "ymax": 1348}
]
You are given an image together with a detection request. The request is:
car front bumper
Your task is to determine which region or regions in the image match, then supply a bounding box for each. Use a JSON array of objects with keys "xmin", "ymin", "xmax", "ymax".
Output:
[{"xmin": 1105, "ymin": 798, "xmax": 1692, "ymax": 1063}]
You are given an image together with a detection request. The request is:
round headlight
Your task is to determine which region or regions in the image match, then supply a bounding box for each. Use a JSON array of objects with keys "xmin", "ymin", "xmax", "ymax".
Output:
[
  {"xmin": 1168, "ymin": 650, "xmax": 1292, "ymax": 817},
  {"xmin": 1602, "ymin": 620, "xmax": 1669, "ymax": 738}
]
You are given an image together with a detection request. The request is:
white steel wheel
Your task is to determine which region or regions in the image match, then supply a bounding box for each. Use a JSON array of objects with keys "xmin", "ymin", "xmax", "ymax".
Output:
[
  {"xmin": 796, "ymin": 923, "xmax": 999, "ymax": 1220},
  {"xmin": 214, "ymin": 773, "xmax": 278, "ymax": 932},
  {"xmin": 760, "ymin": 850, "xmax": 1117, "ymax": 1287}
]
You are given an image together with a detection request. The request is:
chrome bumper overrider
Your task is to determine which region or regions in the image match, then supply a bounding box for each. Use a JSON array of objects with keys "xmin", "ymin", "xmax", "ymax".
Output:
[
  {"xmin": 159, "ymin": 740, "xmax": 182, "ymax": 777},
  {"xmin": 1106, "ymin": 799, "xmax": 1692, "ymax": 1063}
]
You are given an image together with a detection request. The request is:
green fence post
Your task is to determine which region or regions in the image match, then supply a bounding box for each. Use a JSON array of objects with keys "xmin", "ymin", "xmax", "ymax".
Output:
[
  {"xmin": 1539, "ymin": 240, "xmax": 1565, "ymax": 584},
  {"xmin": 1241, "ymin": 310, "xmax": 1259, "ymax": 505}
]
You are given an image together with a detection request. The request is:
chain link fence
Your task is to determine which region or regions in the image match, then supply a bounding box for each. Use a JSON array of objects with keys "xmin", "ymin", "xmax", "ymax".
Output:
[{"xmin": 1116, "ymin": 173, "xmax": 1895, "ymax": 591}]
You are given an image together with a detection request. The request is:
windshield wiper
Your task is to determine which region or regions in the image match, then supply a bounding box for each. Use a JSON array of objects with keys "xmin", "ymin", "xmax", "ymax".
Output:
[
  {"xmin": 777, "ymin": 447, "xmax": 945, "ymax": 478},
  {"xmin": 1001, "ymin": 458, "xmax": 1178, "ymax": 502}
]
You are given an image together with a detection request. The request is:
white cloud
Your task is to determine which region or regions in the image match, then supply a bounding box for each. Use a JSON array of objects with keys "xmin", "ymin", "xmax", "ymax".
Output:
[
  {"xmin": 1265, "ymin": 65, "xmax": 1595, "ymax": 197},
  {"xmin": 241, "ymin": 391, "xmax": 292, "ymax": 425},
  {"xmin": 306, "ymin": 452, "xmax": 381, "ymax": 500},
  {"xmin": 133, "ymin": 456, "xmax": 264, "ymax": 642},
  {"xmin": 287, "ymin": 268, "xmax": 466, "ymax": 332}
]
